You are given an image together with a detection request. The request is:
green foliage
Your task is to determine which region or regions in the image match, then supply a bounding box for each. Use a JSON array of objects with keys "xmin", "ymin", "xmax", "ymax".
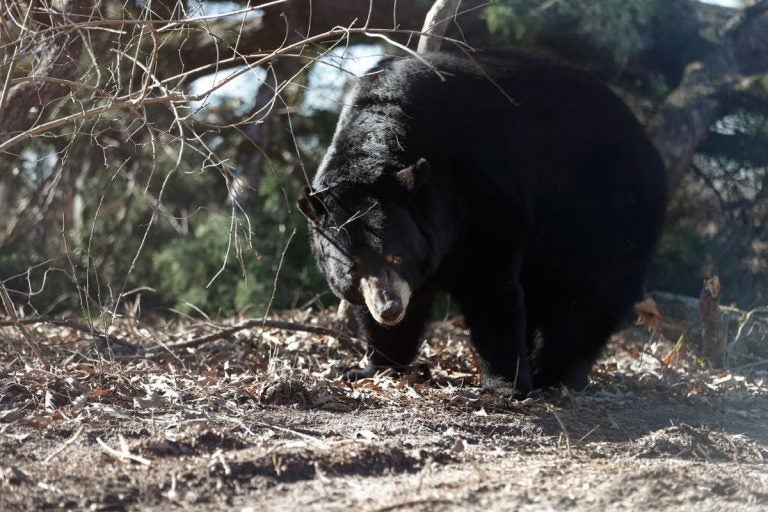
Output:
[
  {"xmin": 142, "ymin": 154, "xmax": 332, "ymax": 316},
  {"xmin": 648, "ymin": 226, "xmax": 709, "ymax": 299},
  {"xmin": 484, "ymin": 0, "xmax": 546, "ymax": 46},
  {"xmin": 485, "ymin": 0, "xmax": 660, "ymax": 64},
  {"xmin": 149, "ymin": 189, "xmax": 325, "ymax": 315},
  {"xmin": 648, "ymin": 204, "xmax": 768, "ymax": 309}
]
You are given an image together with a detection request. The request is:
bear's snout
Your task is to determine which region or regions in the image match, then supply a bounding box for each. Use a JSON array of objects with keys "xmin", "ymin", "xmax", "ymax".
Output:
[
  {"xmin": 359, "ymin": 272, "xmax": 411, "ymax": 326},
  {"xmin": 378, "ymin": 299, "xmax": 403, "ymax": 323}
]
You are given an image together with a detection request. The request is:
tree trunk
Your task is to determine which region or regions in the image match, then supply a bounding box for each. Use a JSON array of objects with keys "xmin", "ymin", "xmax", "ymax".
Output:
[
  {"xmin": 650, "ymin": 3, "xmax": 768, "ymax": 193},
  {"xmin": 699, "ymin": 276, "xmax": 727, "ymax": 367},
  {"xmin": 418, "ymin": 0, "xmax": 464, "ymax": 53}
]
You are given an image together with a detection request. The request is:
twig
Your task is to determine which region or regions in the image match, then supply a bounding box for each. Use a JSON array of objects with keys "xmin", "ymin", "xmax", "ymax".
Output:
[
  {"xmin": 252, "ymin": 420, "xmax": 325, "ymax": 446},
  {"xmin": 254, "ymin": 229, "xmax": 297, "ymax": 348},
  {"xmin": 96, "ymin": 436, "xmax": 151, "ymax": 465},
  {"xmin": 0, "ymin": 314, "xmax": 359, "ymax": 357},
  {"xmin": 546, "ymin": 404, "xmax": 573, "ymax": 458},
  {"xmin": 690, "ymin": 162, "xmax": 736, "ymax": 223},
  {"xmin": 0, "ymin": 315, "xmax": 139, "ymax": 353},
  {"xmin": 9, "ymin": 76, "xmax": 106, "ymax": 94},
  {"xmin": 214, "ymin": 450, "xmax": 232, "ymax": 476},
  {"xmin": 576, "ymin": 423, "xmax": 601, "ymax": 444},
  {"xmin": 0, "ymin": 26, "xmax": 470, "ymax": 154},
  {"xmin": 144, "ymin": 318, "xmax": 360, "ymax": 356},
  {"xmin": 375, "ymin": 498, "xmax": 456, "ymax": 511},
  {"xmin": 0, "ymin": 0, "xmax": 34, "ymax": 122},
  {"xmin": 729, "ymin": 306, "xmax": 768, "ymax": 350},
  {"xmin": 0, "ymin": 282, "xmax": 49, "ymax": 366},
  {"xmin": 365, "ymin": 31, "xmax": 446, "ymax": 81},
  {"xmin": 729, "ymin": 358, "xmax": 768, "ymax": 371},
  {"xmin": 44, "ymin": 426, "xmax": 85, "ymax": 463}
]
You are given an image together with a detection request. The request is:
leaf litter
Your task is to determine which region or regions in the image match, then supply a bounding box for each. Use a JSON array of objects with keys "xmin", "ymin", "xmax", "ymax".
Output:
[{"xmin": 0, "ymin": 309, "xmax": 766, "ymax": 510}]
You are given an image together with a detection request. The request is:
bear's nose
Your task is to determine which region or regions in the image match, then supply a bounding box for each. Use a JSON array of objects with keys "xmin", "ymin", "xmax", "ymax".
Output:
[{"xmin": 379, "ymin": 300, "xmax": 403, "ymax": 322}]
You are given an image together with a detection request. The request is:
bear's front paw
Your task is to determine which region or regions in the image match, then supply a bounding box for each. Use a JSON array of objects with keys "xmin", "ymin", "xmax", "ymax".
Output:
[
  {"xmin": 347, "ymin": 364, "xmax": 378, "ymax": 381},
  {"xmin": 482, "ymin": 372, "xmax": 531, "ymax": 399},
  {"xmin": 532, "ymin": 358, "xmax": 591, "ymax": 391}
]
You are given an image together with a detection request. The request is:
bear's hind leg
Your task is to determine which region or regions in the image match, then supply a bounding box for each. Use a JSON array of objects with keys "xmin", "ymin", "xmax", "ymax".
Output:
[{"xmin": 532, "ymin": 302, "xmax": 619, "ymax": 390}]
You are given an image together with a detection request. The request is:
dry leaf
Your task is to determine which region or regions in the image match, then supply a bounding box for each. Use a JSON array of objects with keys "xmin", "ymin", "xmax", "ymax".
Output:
[{"xmin": 635, "ymin": 296, "xmax": 663, "ymax": 333}]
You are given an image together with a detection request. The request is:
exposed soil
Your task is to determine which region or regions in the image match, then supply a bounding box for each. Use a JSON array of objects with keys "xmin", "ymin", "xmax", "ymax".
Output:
[{"xmin": 1, "ymin": 311, "xmax": 766, "ymax": 511}]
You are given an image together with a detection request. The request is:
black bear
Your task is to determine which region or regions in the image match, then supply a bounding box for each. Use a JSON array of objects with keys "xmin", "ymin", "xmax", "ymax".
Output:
[{"xmin": 297, "ymin": 50, "xmax": 666, "ymax": 396}]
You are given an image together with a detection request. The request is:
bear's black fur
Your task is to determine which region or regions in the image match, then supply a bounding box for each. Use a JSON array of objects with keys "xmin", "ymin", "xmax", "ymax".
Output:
[{"xmin": 298, "ymin": 50, "xmax": 666, "ymax": 396}]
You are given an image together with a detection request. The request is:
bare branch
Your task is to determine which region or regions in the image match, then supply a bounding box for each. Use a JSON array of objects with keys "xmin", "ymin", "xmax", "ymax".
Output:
[
  {"xmin": 0, "ymin": 282, "xmax": 50, "ymax": 365},
  {"xmin": 144, "ymin": 318, "xmax": 360, "ymax": 357},
  {"xmin": 0, "ymin": 0, "xmax": 91, "ymax": 144},
  {"xmin": 0, "ymin": 314, "xmax": 140, "ymax": 353}
]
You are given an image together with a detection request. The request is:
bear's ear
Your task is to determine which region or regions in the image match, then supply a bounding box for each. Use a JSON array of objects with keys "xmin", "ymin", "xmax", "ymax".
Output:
[
  {"xmin": 297, "ymin": 186, "xmax": 324, "ymax": 224},
  {"xmin": 396, "ymin": 158, "xmax": 430, "ymax": 193}
]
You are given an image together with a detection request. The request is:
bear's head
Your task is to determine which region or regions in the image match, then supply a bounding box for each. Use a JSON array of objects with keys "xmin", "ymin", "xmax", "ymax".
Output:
[{"xmin": 297, "ymin": 158, "xmax": 431, "ymax": 326}]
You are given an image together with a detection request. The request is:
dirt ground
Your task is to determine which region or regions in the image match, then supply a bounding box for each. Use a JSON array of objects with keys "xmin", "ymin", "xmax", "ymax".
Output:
[{"xmin": 1, "ymin": 310, "xmax": 766, "ymax": 511}]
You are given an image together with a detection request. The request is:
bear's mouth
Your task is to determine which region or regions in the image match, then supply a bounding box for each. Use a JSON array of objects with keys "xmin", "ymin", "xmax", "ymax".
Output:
[{"xmin": 359, "ymin": 271, "xmax": 411, "ymax": 326}]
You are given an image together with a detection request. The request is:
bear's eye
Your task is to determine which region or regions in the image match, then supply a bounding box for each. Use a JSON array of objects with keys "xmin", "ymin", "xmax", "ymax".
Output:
[
  {"xmin": 384, "ymin": 254, "xmax": 402, "ymax": 266},
  {"xmin": 349, "ymin": 257, "xmax": 364, "ymax": 278}
]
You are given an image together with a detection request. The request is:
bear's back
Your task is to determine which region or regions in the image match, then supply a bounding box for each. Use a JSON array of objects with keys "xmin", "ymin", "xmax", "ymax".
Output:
[{"xmin": 354, "ymin": 51, "xmax": 666, "ymax": 298}]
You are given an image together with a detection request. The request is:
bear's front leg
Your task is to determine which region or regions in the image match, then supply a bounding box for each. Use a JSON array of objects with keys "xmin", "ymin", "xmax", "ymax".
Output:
[
  {"xmin": 347, "ymin": 289, "xmax": 436, "ymax": 380},
  {"xmin": 456, "ymin": 280, "xmax": 533, "ymax": 397}
]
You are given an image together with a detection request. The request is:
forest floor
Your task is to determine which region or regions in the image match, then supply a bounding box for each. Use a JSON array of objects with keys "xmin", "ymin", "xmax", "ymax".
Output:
[{"xmin": 1, "ymin": 309, "xmax": 767, "ymax": 511}]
